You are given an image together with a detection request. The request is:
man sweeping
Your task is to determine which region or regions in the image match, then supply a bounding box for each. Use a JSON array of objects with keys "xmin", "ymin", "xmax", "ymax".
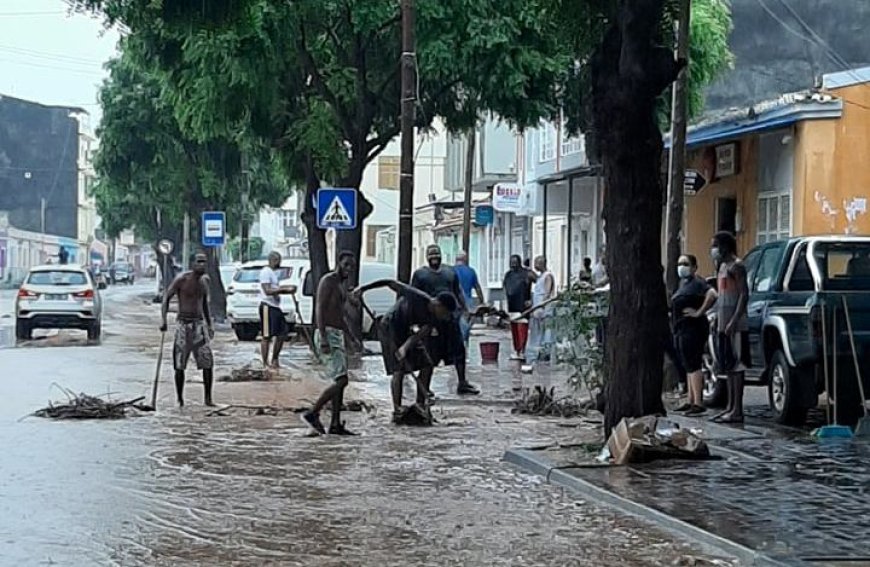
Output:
[
  {"xmin": 160, "ymin": 251, "xmax": 215, "ymax": 407},
  {"xmin": 301, "ymin": 251, "xmax": 357, "ymax": 436}
]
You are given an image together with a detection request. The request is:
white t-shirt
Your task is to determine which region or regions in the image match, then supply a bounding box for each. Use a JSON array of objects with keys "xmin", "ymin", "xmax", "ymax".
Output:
[
  {"xmin": 258, "ymin": 266, "xmax": 280, "ymax": 308},
  {"xmin": 591, "ymin": 262, "xmax": 608, "ymax": 287}
]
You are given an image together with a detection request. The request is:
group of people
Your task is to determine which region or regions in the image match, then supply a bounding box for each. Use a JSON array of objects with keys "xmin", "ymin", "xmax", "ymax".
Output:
[
  {"xmin": 670, "ymin": 231, "xmax": 749, "ymax": 423},
  {"xmin": 157, "ymin": 230, "xmax": 748, "ymax": 432}
]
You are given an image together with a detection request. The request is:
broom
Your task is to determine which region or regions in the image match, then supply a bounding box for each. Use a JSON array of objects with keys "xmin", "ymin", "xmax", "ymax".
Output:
[
  {"xmin": 815, "ymin": 302, "xmax": 853, "ymax": 439},
  {"xmin": 842, "ymin": 296, "xmax": 870, "ymax": 436}
]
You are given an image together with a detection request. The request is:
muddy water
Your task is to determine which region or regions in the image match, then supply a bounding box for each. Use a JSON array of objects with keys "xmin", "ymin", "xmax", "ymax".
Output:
[{"xmin": 0, "ymin": 284, "xmax": 721, "ymax": 566}]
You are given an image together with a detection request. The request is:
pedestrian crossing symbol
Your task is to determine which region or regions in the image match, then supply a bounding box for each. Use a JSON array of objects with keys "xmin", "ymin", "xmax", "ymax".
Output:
[{"xmin": 316, "ymin": 188, "xmax": 357, "ymax": 230}]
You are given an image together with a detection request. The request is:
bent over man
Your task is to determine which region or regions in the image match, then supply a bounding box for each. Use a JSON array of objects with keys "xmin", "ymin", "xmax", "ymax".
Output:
[
  {"xmin": 302, "ymin": 251, "xmax": 356, "ymax": 436},
  {"xmin": 160, "ymin": 252, "xmax": 215, "ymax": 407}
]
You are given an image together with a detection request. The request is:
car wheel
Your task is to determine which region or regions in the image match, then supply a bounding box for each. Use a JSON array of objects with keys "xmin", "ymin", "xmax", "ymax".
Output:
[
  {"xmin": 15, "ymin": 320, "xmax": 31, "ymax": 341},
  {"xmin": 701, "ymin": 345, "xmax": 727, "ymax": 407},
  {"xmin": 768, "ymin": 350, "xmax": 808, "ymax": 426},
  {"xmin": 234, "ymin": 324, "xmax": 259, "ymax": 342},
  {"xmin": 87, "ymin": 321, "xmax": 102, "ymax": 342}
]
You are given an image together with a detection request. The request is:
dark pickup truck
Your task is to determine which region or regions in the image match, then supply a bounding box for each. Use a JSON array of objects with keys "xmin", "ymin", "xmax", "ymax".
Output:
[{"xmin": 704, "ymin": 236, "xmax": 870, "ymax": 426}]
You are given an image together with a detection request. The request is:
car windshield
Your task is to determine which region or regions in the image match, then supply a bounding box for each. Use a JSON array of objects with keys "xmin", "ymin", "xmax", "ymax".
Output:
[
  {"xmin": 28, "ymin": 270, "xmax": 88, "ymax": 286},
  {"xmin": 814, "ymin": 242, "xmax": 870, "ymax": 290},
  {"xmin": 233, "ymin": 266, "xmax": 290, "ymax": 283}
]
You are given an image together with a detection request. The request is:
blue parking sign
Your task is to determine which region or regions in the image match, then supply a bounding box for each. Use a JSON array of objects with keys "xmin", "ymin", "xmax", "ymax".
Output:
[
  {"xmin": 201, "ymin": 211, "xmax": 226, "ymax": 247},
  {"xmin": 317, "ymin": 188, "xmax": 357, "ymax": 230}
]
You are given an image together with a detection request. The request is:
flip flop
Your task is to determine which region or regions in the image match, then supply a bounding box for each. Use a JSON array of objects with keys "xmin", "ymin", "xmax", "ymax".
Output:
[
  {"xmin": 719, "ymin": 416, "xmax": 745, "ymax": 424},
  {"xmin": 709, "ymin": 411, "xmax": 729, "ymax": 422}
]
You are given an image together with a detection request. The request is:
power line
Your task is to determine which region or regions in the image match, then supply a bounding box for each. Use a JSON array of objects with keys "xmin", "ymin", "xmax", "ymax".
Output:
[
  {"xmin": 0, "ymin": 11, "xmax": 67, "ymax": 17},
  {"xmin": 0, "ymin": 45, "xmax": 106, "ymax": 67},
  {"xmin": 0, "ymin": 58, "xmax": 106, "ymax": 77}
]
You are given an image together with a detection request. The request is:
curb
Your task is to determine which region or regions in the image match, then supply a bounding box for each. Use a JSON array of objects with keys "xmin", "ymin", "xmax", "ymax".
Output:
[{"xmin": 504, "ymin": 448, "xmax": 800, "ymax": 567}]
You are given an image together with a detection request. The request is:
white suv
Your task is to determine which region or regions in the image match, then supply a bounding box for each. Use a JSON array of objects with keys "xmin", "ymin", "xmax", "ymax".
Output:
[
  {"xmin": 15, "ymin": 265, "xmax": 103, "ymax": 342},
  {"xmin": 226, "ymin": 260, "xmax": 297, "ymax": 341}
]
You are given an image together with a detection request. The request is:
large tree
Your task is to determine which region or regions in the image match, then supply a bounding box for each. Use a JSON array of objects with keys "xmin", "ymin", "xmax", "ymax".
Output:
[
  {"xmin": 93, "ymin": 43, "xmax": 290, "ymax": 318},
  {"xmin": 555, "ymin": 0, "xmax": 732, "ymax": 433},
  {"xmin": 74, "ymin": 0, "xmax": 568, "ymax": 288}
]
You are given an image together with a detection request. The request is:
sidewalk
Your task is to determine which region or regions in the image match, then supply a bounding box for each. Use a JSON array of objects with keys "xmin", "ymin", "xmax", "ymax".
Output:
[{"xmin": 506, "ymin": 413, "xmax": 870, "ymax": 565}]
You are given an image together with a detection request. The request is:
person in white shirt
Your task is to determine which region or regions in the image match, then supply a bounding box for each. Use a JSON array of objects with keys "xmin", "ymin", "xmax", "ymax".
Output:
[
  {"xmin": 259, "ymin": 251, "xmax": 295, "ymax": 370},
  {"xmin": 591, "ymin": 247, "xmax": 609, "ymax": 288},
  {"xmin": 522, "ymin": 256, "xmax": 557, "ymax": 373}
]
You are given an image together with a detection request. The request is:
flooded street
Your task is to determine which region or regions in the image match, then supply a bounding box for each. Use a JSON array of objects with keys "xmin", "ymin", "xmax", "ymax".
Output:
[{"xmin": 0, "ymin": 283, "xmax": 723, "ymax": 566}]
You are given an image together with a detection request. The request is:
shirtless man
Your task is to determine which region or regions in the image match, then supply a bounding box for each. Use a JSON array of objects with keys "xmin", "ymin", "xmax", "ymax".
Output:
[
  {"xmin": 301, "ymin": 251, "xmax": 356, "ymax": 436},
  {"xmin": 353, "ymin": 279, "xmax": 456, "ymax": 421},
  {"xmin": 160, "ymin": 251, "xmax": 215, "ymax": 407}
]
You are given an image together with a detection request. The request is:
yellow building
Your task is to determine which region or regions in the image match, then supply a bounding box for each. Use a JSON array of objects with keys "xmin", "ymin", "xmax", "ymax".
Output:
[{"xmin": 682, "ymin": 67, "xmax": 870, "ymax": 275}]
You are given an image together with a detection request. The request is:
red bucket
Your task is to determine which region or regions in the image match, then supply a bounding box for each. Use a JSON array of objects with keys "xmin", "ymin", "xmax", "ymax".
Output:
[{"xmin": 479, "ymin": 341, "xmax": 500, "ymax": 363}]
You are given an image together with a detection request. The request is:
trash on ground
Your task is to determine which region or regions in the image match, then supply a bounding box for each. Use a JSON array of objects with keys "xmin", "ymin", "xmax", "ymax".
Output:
[
  {"xmin": 607, "ymin": 415, "xmax": 713, "ymax": 465},
  {"xmin": 206, "ymin": 400, "xmax": 376, "ymax": 417},
  {"xmin": 29, "ymin": 386, "xmax": 149, "ymax": 420},
  {"xmin": 512, "ymin": 386, "xmax": 593, "ymax": 418},
  {"xmin": 219, "ymin": 364, "xmax": 274, "ymax": 382}
]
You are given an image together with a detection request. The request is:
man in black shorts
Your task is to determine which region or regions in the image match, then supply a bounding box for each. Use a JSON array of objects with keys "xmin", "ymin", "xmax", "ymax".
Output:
[
  {"xmin": 258, "ymin": 252, "xmax": 295, "ymax": 370},
  {"xmin": 160, "ymin": 252, "xmax": 215, "ymax": 407},
  {"xmin": 353, "ymin": 279, "xmax": 456, "ymax": 420},
  {"xmin": 411, "ymin": 245, "xmax": 479, "ymax": 395}
]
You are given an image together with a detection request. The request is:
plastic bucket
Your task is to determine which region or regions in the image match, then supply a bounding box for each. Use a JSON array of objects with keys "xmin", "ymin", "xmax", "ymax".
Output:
[{"xmin": 479, "ymin": 341, "xmax": 500, "ymax": 363}]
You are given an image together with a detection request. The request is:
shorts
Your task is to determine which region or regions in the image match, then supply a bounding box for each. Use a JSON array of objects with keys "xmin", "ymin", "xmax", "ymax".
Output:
[
  {"xmin": 173, "ymin": 319, "xmax": 213, "ymax": 371},
  {"xmin": 260, "ymin": 303, "xmax": 288, "ymax": 340},
  {"xmin": 426, "ymin": 314, "xmax": 466, "ymax": 367},
  {"xmin": 675, "ymin": 330, "xmax": 706, "ymax": 373},
  {"xmin": 378, "ymin": 315, "xmax": 434, "ymax": 375},
  {"xmin": 716, "ymin": 331, "xmax": 750, "ymax": 373},
  {"xmin": 315, "ymin": 326, "xmax": 347, "ymax": 380}
]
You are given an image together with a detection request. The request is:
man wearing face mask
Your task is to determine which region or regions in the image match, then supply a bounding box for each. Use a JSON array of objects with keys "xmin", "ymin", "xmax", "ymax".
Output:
[
  {"xmin": 710, "ymin": 231, "xmax": 750, "ymax": 424},
  {"xmin": 411, "ymin": 245, "xmax": 480, "ymax": 395}
]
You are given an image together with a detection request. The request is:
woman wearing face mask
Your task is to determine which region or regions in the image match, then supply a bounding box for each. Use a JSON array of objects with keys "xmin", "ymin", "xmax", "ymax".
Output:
[{"xmin": 672, "ymin": 254, "xmax": 718, "ymax": 415}]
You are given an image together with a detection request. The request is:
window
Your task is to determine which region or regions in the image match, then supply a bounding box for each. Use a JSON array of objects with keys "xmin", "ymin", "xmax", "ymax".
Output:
[
  {"xmin": 279, "ymin": 209, "xmax": 295, "ymax": 228},
  {"xmin": 757, "ymin": 194, "xmax": 791, "ymax": 244},
  {"xmin": 366, "ymin": 225, "xmax": 389, "ymax": 257},
  {"xmin": 539, "ymin": 125, "xmax": 555, "ymax": 162},
  {"xmin": 752, "ymin": 245, "xmax": 785, "ymax": 293},
  {"xmin": 740, "ymin": 248, "xmax": 762, "ymax": 292},
  {"xmin": 378, "ymin": 156, "xmax": 400, "ymax": 190},
  {"xmin": 813, "ymin": 241, "xmax": 870, "ymax": 291},
  {"xmin": 788, "ymin": 246, "xmax": 814, "ymax": 292},
  {"xmin": 560, "ymin": 120, "xmax": 584, "ymax": 156}
]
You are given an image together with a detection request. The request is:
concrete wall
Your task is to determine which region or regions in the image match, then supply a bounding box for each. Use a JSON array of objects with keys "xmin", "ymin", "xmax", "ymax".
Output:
[{"xmin": 796, "ymin": 83, "xmax": 870, "ymax": 235}]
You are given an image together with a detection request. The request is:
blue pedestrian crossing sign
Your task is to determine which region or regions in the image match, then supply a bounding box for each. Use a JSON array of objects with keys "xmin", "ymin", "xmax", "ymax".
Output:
[
  {"xmin": 317, "ymin": 188, "xmax": 357, "ymax": 230},
  {"xmin": 201, "ymin": 211, "xmax": 226, "ymax": 247}
]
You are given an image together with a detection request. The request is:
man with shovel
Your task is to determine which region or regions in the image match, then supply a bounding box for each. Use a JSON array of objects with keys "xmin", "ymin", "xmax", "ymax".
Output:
[{"xmin": 160, "ymin": 251, "xmax": 215, "ymax": 407}]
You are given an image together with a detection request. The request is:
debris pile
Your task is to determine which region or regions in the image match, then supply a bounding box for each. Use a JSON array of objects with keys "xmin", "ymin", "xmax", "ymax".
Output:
[
  {"xmin": 31, "ymin": 390, "xmax": 148, "ymax": 420},
  {"xmin": 207, "ymin": 399, "xmax": 377, "ymax": 417},
  {"xmin": 606, "ymin": 416, "xmax": 713, "ymax": 465},
  {"xmin": 393, "ymin": 404, "xmax": 435, "ymax": 426},
  {"xmin": 219, "ymin": 364, "xmax": 273, "ymax": 382},
  {"xmin": 512, "ymin": 386, "xmax": 593, "ymax": 418}
]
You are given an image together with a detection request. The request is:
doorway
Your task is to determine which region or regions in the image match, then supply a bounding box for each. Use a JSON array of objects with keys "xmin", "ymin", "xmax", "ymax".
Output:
[{"xmin": 716, "ymin": 197, "xmax": 737, "ymax": 234}]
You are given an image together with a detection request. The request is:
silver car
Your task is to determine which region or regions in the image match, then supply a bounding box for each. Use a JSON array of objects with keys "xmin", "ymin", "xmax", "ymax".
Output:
[{"xmin": 15, "ymin": 265, "xmax": 103, "ymax": 342}]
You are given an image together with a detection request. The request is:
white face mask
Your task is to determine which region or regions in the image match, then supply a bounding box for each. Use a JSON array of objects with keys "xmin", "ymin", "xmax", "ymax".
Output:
[
  {"xmin": 711, "ymin": 247, "xmax": 721, "ymax": 261},
  {"xmin": 677, "ymin": 265, "xmax": 692, "ymax": 279}
]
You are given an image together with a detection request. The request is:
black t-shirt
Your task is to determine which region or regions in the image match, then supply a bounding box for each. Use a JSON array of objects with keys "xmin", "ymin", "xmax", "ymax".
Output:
[
  {"xmin": 411, "ymin": 266, "xmax": 461, "ymax": 309},
  {"xmin": 671, "ymin": 275, "xmax": 710, "ymax": 334},
  {"xmin": 503, "ymin": 269, "xmax": 532, "ymax": 312},
  {"xmin": 385, "ymin": 294, "xmax": 434, "ymax": 339}
]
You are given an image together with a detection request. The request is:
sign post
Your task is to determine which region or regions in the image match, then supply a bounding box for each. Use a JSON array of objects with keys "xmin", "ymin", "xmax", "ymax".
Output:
[
  {"xmin": 316, "ymin": 188, "xmax": 357, "ymax": 230},
  {"xmin": 201, "ymin": 211, "xmax": 226, "ymax": 247}
]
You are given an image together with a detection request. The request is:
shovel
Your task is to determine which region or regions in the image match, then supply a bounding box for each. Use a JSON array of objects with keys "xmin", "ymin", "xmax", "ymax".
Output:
[
  {"xmin": 138, "ymin": 330, "xmax": 166, "ymax": 412},
  {"xmin": 842, "ymin": 296, "xmax": 870, "ymax": 436}
]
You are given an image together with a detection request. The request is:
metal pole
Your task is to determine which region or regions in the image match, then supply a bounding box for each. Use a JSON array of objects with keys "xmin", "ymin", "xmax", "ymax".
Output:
[
  {"xmin": 665, "ymin": 0, "xmax": 691, "ymax": 295},
  {"xmin": 461, "ymin": 129, "xmax": 475, "ymax": 255},
  {"xmin": 567, "ymin": 177, "xmax": 574, "ymax": 287},
  {"xmin": 182, "ymin": 211, "xmax": 190, "ymax": 269},
  {"xmin": 397, "ymin": 0, "xmax": 416, "ymax": 283},
  {"xmin": 40, "ymin": 197, "xmax": 46, "ymax": 261},
  {"xmin": 542, "ymin": 183, "xmax": 549, "ymax": 261}
]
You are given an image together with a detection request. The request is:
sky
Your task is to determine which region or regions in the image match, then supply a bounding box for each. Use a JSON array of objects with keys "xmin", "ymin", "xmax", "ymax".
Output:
[{"xmin": 0, "ymin": 0, "xmax": 120, "ymax": 127}]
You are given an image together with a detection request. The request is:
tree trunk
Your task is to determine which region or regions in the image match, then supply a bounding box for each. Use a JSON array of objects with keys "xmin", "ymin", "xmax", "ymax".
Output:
[
  {"xmin": 301, "ymin": 161, "xmax": 329, "ymax": 322},
  {"xmin": 592, "ymin": 0, "xmax": 684, "ymax": 436}
]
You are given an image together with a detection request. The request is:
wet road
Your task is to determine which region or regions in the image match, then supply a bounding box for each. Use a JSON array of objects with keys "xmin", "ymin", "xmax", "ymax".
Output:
[{"xmin": 0, "ymin": 282, "xmax": 727, "ymax": 566}]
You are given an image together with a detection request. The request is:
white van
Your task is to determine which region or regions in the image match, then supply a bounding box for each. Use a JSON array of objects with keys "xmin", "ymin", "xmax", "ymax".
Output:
[
  {"xmin": 225, "ymin": 259, "xmax": 300, "ymax": 341},
  {"xmin": 297, "ymin": 261, "xmax": 397, "ymax": 339}
]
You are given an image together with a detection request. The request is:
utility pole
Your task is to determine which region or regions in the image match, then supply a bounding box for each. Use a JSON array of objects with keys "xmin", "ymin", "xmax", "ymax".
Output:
[
  {"xmin": 240, "ymin": 157, "xmax": 251, "ymax": 263},
  {"xmin": 40, "ymin": 197, "xmax": 47, "ymax": 261},
  {"xmin": 397, "ymin": 0, "xmax": 416, "ymax": 283},
  {"xmin": 665, "ymin": 0, "xmax": 691, "ymax": 296},
  {"xmin": 182, "ymin": 211, "xmax": 190, "ymax": 269},
  {"xmin": 461, "ymin": 129, "xmax": 476, "ymax": 254}
]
